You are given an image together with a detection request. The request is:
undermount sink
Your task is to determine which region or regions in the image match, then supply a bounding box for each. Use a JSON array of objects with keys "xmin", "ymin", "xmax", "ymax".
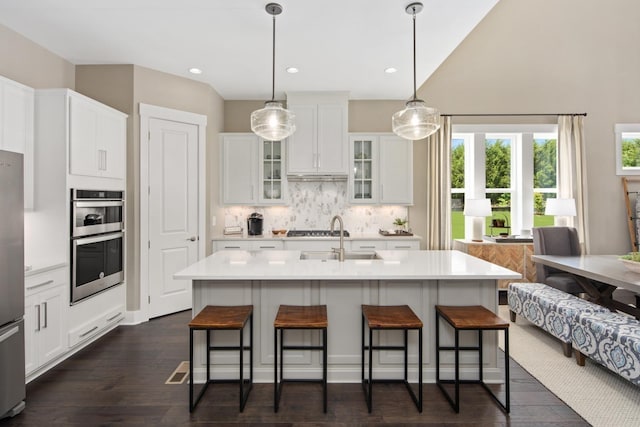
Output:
[{"xmin": 299, "ymin": 251, "xmax": 380, "ymax": 260}]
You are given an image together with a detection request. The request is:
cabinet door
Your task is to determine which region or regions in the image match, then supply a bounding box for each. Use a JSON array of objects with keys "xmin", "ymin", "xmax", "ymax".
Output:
[
  {"xmin": 69, "ymin": 95, "xmax": 100, "ymax": 177},
  {"xmin": 350, "ymin": 136, "xmax": 376, "ymax": 203},
  {"xmin": 379, "ymin": 136, "xmax": 413, "ymax": 205},
  {"xmin": 221, "ymin": 134, "xmax": 258, "ymax": 204},
  {"xmin": 316, "ymin": 103, "xmax": 348, "ymax": 174},
  {"xmin": 23, "ymin": 293, "xmax": 38, "ymax": 375},
  {"xmin": 0, "ymin": 78, "xmax": 35, "ymax": 209},
  {"xmin": 259, "ymin": 140, "xmax": 286, "ymax": 204},
  {"xmin": 38, "ymin": 286, "xmax": 66, "ymax": 365},
  {"xmin": 97, "ymin": 111, "xmax": 126, "ymax": 179},
  {"xmin": 286, "ymin": 104, "xmax": 317, "ymax": 174}
]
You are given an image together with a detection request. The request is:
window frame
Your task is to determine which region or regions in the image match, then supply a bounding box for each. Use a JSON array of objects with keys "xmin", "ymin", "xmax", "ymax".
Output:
[
  {"xmin": 615, "ymin": 123, "xmax": 640, "ymax": 175},
  {"xmin": 452, "ymin": 124, "xmax": 557, "ymax": 239}
]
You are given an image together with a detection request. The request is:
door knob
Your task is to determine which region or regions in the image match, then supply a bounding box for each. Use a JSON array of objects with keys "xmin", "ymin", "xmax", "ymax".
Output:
[{"xmin": 187, "ymin": 236, "xmax": 197, "ymax": 242}]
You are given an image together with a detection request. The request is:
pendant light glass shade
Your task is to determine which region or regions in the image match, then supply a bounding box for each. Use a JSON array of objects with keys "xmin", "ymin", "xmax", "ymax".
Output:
[
  {"xmin": 392, "ymin": 100, "xmax": 440, "ymax": 140},
  {"xmin": 251, "ymin": 3, "xmax": 295, "ymax": 141},
  {"xmin": 392, "ymin": 2, "xmax": 440, "ymax": 141},
  {"xmin": 251, "ymin": 101, "xmax": 296, "ymax": 141}
]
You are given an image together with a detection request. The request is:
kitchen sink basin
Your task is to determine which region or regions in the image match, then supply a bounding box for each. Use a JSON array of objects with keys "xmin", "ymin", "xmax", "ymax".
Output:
[{"xmin": 299, "ymin": 251, "xmax": 380, "ymax": 260}]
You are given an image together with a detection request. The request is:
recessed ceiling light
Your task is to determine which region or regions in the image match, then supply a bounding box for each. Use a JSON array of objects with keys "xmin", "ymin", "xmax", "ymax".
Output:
[
  {"xmin": 385, "ymin": 67, "xmax": 397, "ymax": 74},
  {"xmin": 189, "ymin": 68, "xmax": 203, "ymax": 75},
  {"xmin": 286, "ymin": 67, "xmax": 299, "ymax": 74}
]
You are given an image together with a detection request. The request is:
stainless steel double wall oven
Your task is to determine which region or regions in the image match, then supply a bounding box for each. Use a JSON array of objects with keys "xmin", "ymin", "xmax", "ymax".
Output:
[{"xmin": 70, "ymin": 189, "xmax": 124, "ymax": 304}]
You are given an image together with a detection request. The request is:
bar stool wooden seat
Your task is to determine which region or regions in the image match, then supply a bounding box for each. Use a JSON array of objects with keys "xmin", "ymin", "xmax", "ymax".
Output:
[
  {"xmin": 189, "ymin": 305, "xmax": 253, "ymax": 412},
  {"xmin": 435, "ymin": 305, "xmax": 510, "ymax": 413},
  {"xmin": 361, "ymin": 304, "xmax": 423, "ymax": 413},
  {"xmin": 274, "ymin": 305, "xmax": 328, "ymax": 413}
]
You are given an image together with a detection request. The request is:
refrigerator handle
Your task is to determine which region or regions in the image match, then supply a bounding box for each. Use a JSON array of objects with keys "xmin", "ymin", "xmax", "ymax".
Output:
[
  {"xmin": 0, "ymin": 325, "xmax": 19, "ymax": 343},
  {"xmin": 42, "ymin": 302, "xmax": 48, "ymax": 329},
  {"xmin": 36, "ymin": 304, "xmax": 41, "ymax": 332}
]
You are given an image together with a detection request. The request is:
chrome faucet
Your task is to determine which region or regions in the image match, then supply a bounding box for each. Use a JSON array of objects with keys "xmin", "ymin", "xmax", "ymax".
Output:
[{"xmin": 330, "ymin": 215, "xmax": 345, "ymax": 261}]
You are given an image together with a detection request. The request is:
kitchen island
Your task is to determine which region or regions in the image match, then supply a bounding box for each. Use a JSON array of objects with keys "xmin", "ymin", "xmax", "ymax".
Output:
[{"xmin": 174, "ymin": 250, "xmax": 520, "ymax": 383}]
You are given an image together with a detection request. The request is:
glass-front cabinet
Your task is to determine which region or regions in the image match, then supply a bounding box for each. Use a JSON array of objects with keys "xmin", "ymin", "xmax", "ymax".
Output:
[
  {"xmin": 351, "ymin": 137, "xmax": 375, "ymax": 203},
  {"xmin": 349, "ymin": 134, "xmax": 413, "ymax": 205},
  {"xmin": 259, "ymin": 140, "xmax": 286, "ymax": 204}
]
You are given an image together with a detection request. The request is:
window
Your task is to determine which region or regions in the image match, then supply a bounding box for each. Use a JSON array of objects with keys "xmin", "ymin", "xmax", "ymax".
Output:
[
  {"xmin": 615, "ymin": 124, "xmax": 640, "ymax": 175},
  {"xmin": 451, "ymin": 125, "xmax": 557, "ymax": 240}
]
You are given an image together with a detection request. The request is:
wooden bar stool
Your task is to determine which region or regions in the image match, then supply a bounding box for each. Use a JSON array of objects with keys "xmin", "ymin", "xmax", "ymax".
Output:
[
  {"xmin": 361, "ymin": 304, "xmax": 423, "ymax": 413},
  {"xmin": 274, "ymin": 304, "xmax": 328, "ymax": 413},
  {"xmin": 435, "ymin": 305, "xmax": 510, "ymax": 413},
  {"xmin": 188, "ymin": 305, "xmax": 253, "ymax": 412}
]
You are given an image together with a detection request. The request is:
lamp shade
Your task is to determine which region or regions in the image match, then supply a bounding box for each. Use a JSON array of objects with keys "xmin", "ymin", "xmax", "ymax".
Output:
[
  {"xmin": 392, "ymin": 100, "xmax": 440, "ymax": 140},
  {"xmin": 251, "ymin": 101, "xmax": 296, "ymax": 141},
  {"xmin": 464, "ymin": 198, "xmax": 492, "ymax": 217},
  {"xmin": 545, "ymin": 198, "xmax": 576, "ymax": 216}
]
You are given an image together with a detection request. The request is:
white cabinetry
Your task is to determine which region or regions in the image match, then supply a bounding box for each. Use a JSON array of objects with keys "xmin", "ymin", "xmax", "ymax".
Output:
[
  {"xmin": 0, "ymin": 75, "xmax": 34, "ymax": 209},
  {"xmin": 286, "ymin": 92, "xmax": 348, "ymax": 176},
  {"xmin": 349, "ymin": 134, "xmax": 413, "ymax": 205},
  {"xmin": 221, "ymin": 133, "xmax": 286, "ymax": 205},
  {"xmin": 213, "ymin": 239, "xmax": 284, "ymax": 251},
  {"xmin": 68, "ymin": 93, "xmax": 126, "ymax": 179},
  {"xmin": 24, "ymin": 267, "xmax": 67, "ymax": 377}
]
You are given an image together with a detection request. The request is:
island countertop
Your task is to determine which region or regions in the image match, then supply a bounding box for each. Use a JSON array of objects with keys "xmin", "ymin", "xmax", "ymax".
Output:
[{"xmin": 174, "ymin": 249, "xmax": 521, "ymax": 281}]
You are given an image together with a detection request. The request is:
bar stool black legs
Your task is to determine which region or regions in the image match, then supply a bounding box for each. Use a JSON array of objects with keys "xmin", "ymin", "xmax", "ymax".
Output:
[
  {"xmin": 274, "ymin": 305, "xmax": 328, "ymax": 413},
  {"xmin": 188, "ymin": 305, "xmax": 253, "ymax": 412},
  {"xmin": 361, "ymin": 305, "xmax": 423, "ymax": 413},
  {"xmin": 435, "ymin": 305, "xmax": 510, "ymax": 414}
]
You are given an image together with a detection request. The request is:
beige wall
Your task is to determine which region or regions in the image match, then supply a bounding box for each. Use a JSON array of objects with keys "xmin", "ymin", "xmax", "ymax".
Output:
[
  {"xmin": 415, "ymin": 0, "xmax": 640, "ymax": 254},
  {"xmin": 75, "ymin": 65, "xmax": 224, "ymax": 311},
  {"xmin": 0, "ymin": 23, "xmax": 74, "ymax": 89}
]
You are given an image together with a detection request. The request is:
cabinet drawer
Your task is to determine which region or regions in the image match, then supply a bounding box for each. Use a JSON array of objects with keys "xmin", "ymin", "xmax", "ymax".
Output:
[
  {"xmin": 214, "ymin": 241, "xmax": 251, "ymax": 251},
  {"xmin": 351, "ymin": 240, "xmax": 385, "ymax": 251},
  {"xmin": 386, "ymin": 240, "xmax": 419, "ymax": 250},
  {"xmin": 25, "ymin": 267, "xmax": 67, "ymax": 295},
  {"xmin": 68, "ymin": 304, "xmax": 124, "ymax": 348},
  {"xmin": 251, "ymin": 241, "xmax": 284, "ymax": 250}
]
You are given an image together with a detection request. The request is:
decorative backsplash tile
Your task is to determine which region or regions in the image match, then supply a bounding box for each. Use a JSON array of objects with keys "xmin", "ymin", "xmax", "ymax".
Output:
[{"xmin": 223, "ymin": 182, "xmax": 409, "ymax": 234}]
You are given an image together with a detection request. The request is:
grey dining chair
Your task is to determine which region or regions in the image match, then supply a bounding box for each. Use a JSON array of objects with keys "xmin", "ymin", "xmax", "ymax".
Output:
[{"xmin": 532, "ymin": 226, "xmax": 585, "ymax": 295}]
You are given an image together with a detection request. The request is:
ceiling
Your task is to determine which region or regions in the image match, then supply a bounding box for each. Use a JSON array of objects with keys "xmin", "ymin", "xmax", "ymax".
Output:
[{"xmin": 0, "ymin": 0, "xmax": 499, "ymax": 100}]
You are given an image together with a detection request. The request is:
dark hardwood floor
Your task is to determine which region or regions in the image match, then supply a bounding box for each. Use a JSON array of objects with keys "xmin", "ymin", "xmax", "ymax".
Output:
[{"xmin": 2, "ymin": 309, "xmax": 589, "ymax": 426}]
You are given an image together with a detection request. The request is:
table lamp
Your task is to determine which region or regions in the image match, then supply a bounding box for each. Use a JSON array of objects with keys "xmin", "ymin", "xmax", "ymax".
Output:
[
  {"xmin": 545, "ymin": 198, "xmax": 576, "ymax": 226},
  {"xmin": 464, "ymin": 198, "xmax": 492, "ymax": 242}
]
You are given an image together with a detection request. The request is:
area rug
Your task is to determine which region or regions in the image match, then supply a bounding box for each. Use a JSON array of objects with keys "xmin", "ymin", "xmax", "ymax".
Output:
[{"xmin": 498, "ymin": 306, "xmax": 640, "ymax": 427}]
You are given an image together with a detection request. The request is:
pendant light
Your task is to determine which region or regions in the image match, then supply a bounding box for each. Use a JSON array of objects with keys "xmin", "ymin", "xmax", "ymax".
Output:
[
  {"xmin": 392, "ymin": 2, "xmax": 440, "ymax": 141},
  {"xmin": 251, "ymin": 3, "xmax": 296, "ymax": 141}
]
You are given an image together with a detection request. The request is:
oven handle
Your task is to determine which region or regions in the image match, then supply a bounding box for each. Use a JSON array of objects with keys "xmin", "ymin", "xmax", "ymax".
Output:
[
  {"xmin": 75, "ymin": 231, "xmax": 124, "ymax": 246},
  {"xmin": 73, "ymin": 200, "xmax": 123, "ymax": 208}
]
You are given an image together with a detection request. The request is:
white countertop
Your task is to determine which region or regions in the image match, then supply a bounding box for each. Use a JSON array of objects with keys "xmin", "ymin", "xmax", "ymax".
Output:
[
  {"xmin": 174, "ymin": 249, "xmax": 521, "ymax": 281},
  {"xmin": 212, "ymin": 232, "xmax": 421, "ymax": 241}
]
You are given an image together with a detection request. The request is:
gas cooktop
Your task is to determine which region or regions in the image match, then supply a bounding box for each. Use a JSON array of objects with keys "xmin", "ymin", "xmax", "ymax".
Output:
[{"xmin": 286, "ymin": 229, "xmax": 350, "ymax": 237}]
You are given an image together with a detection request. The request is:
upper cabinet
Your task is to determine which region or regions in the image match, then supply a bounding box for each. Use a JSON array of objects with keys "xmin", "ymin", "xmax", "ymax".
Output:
[
  {"xmin": 221, "ymin": 133, "xmax": 286, "ymax": 205},
  {"xmin": 0, "ymin": 75, "xmax": 34, "ymax": 209},
  {"xmin": 286, "ymin": 92, "xmax": 349, "ymax": 176},
  {"xmin": 349, "ymin": 134, "xmax": 413, "ymax": 205},
  {"xmin": 35, "ymin": 89, "xmax": 127, "ymax": 191},
  {"xmin": 68, "ymin": 94, "xmax": 126, "ymax": 180}
]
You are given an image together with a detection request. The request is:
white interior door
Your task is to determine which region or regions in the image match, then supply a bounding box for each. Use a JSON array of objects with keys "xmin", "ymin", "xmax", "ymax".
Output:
[{"xmin": 148, "ymin": 118, "xmax": 198, "ymax": 318}]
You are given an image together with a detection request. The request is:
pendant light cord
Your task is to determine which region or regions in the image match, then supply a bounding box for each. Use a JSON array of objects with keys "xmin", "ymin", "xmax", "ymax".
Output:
[
  {"xmin": 411, "ymin": 7, "xmax": 417, "ymax": 102},
  {"xmin": 271, "ymin": 13, "xmax": 276, "ymax": 102}
]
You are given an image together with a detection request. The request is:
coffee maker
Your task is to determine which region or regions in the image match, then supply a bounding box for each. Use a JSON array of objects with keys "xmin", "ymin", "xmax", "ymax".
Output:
[{"xmin": 247, "ymin": 212, "xmax": 264, "ymax": 236}]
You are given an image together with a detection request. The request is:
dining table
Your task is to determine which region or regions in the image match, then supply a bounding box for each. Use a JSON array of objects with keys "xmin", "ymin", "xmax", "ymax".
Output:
[{"xmin": 531, "ymin": 254, "xmax": 640, "ymax": 318}]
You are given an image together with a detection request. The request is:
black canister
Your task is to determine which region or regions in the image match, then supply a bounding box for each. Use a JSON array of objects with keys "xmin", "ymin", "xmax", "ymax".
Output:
[{"xmin": 247, "ymin": 212, "xmax": 264, "ymax": 236}]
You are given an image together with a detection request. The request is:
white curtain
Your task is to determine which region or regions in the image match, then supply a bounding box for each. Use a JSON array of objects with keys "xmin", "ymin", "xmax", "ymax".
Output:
[
  {"xmin": 557, "ymin": 115, "xmax": 588, "ymax": 251},
  {"xmin": 425, "ymin": 116, "xmax": 452, "ymax": 249}
]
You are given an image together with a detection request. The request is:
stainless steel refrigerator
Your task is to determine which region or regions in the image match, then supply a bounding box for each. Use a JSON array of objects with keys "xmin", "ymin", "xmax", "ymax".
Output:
[{"xmin": 0, "ymin": 150, "xmax": 26, "ymax": 419}]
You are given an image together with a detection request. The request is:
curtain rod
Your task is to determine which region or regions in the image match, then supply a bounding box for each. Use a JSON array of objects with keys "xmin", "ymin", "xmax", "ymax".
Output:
[{"xmin": 440, "ymin": 113, "xmax": 587, "ymax": 117}]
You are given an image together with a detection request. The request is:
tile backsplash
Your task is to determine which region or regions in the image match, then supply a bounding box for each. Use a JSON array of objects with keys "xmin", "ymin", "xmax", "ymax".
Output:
[{"xmin": 223, "ymin": 181, "xmax": 409, "ymax": 234}]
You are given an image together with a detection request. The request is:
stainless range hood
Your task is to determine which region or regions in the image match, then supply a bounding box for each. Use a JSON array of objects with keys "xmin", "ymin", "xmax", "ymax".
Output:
[{"xmin": 287, "ymin": 174, "xmax": 347, "ymax": 182}]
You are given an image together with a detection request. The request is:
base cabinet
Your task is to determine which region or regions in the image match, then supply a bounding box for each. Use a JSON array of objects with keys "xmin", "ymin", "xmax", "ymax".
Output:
[
  {"xmin": 453, "ymin": 239, "xmax": 535, "ymax": 288},
  {"xmin": 24, "ymin": 268, "xmax": 67, "ymax": 377}
]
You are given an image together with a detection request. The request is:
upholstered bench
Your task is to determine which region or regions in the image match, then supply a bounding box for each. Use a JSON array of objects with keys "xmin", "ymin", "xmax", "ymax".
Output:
[
  {"xmin": 508, "ymin": 282, "xmax": 610, "ymax": 357},
  {"xmin": 571, "ymin": 310, "xmax": 640, "ymax": 386}
]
